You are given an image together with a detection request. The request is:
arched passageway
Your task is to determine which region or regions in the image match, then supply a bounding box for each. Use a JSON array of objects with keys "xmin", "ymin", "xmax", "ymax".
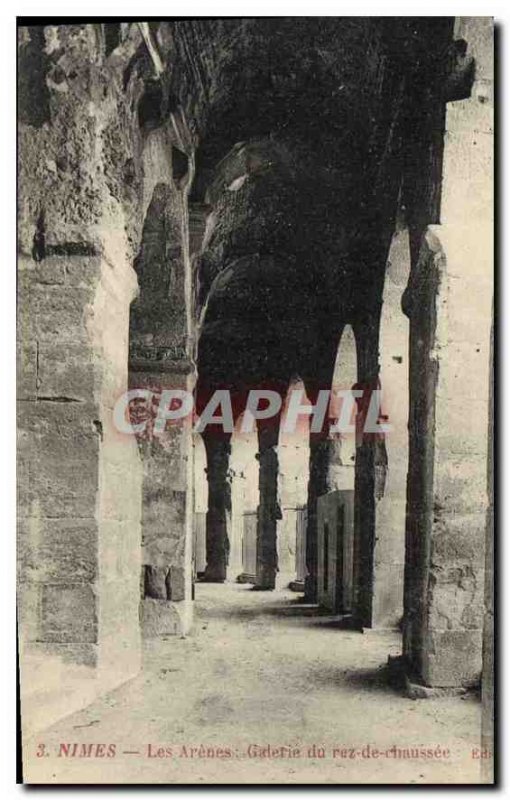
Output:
[{"xmin": 17, "ymin": 20, "xmax": 493, "ymax": 782}]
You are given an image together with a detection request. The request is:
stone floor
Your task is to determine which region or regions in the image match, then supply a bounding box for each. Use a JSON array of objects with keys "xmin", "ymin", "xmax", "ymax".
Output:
[{"xmin": 23, "ymin": 583, "xmax": 483, "ymax": 784}]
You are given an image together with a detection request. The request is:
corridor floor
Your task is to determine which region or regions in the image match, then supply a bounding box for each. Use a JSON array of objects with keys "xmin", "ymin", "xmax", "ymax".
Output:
[{"xmin": 23, "ymin": 583, "xmax": 483, "ymax": 784}]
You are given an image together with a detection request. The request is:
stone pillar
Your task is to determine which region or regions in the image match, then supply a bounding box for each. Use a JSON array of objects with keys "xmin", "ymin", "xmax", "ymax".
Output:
[
  {"xmin": 348, "ymin": 236, "xmax": 408, "ymax": 631},
  {"xmin": 301, "ymin": 344, "xmax": 342, "ymax": 604},
  {"xmin": 277, "ymin": 396, "xmax": 310, "ymax": 589},
  {"xmin": 229, "ymin": 435, "xmax": 252, "ymax": 581},
  {"xmin": 17, "ymin": 23, "xmax": 148, "ymax": 735},
  {"xmin": 329, "ymin": 325, "xmax": 357, "ymax": 492},
  {"xmin": 370, "ymin": 228, "xmax": 411, "ymax": 629},
  {"xmin": 227, "ymin": 468, "xmax": 244, "ymax": 581},
  {"xmin": 192, "ymin": 434, "xmax": 208, "ymax": 575},
  {"xmin": 255, "ymin": 421, "xmax": 281, "ymax": 590},
  {"xmin": 402, "ymin": 18, "xmax": 493, "ymax": 688},
  {"xmin": 201, "ymin": 434, "xmax": 232, "ymax": 582},
  {"xmin": 129, "ymin": 129, "xmax": 195, "ymax": 636},
  {"xmin": 18, "ymin": 254, "xmax": 142, "ymax": 735},
  {"xmin": 130, "ymin": 367, "xmax": 194, "ymax": 635},
  {"xmin": 351, "ymin": 313, "xmax": 385, "ymax": 627},
  {"xmin": 305, "ymin": 430, "xmax": 336, "ymax": 602},
  {"xmin": 231, "ymin": 431, "xmax": 260, "ymax": 582}
]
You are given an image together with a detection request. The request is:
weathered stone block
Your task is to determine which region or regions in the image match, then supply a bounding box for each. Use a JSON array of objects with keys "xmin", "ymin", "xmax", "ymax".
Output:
[
  {"xmin": 144, "ymin": 565, "xmax": 168, "ymax": 599},
  {"xmin": 428, "ymin": 564, "xmax": 484, "ymax": 631},
  {"xmin": 17, "ymin": 517, "xmax": 98, "ymax": 584},
  {"xmin": 142, "ymin": 488, "xmax": 186, "ymax": 566},
  {"xmin": 169, "ymin": 566, "xmax": 186, "ymax": 601},
  {"xmin": 423, "ymin": 629, "xmax": 483, "ymax": 687},
  {"xmin": 140, "ymin": 598, "xmax": 182, "ymax": 638},
  {"xmin": 139, "ymin": 428, "xmax": 188, "ymax": 492},
  {"xmin": 430, "ymin": 512, "xmax": 485, "ymax": 562},
  {"xmin": 40, "ymin": 585, "xmax": 97, "ymax": 644},
  {"xmin": 434, "ymin": 394, "xmax": 491, "ymax": 457},
  {"xmin": 33, "ymin": 285, "xmax": 94, "ymax": 342},
  {"xmin": 17, "ymin": 401, "xmax": 100, "ymax": 518},
  {"xmin": 17, "ymin": 340, "xmax": 38, "ymax": 400},
  {"xmin": 59, "ymin": 255, "xmax": 102, "ymax": 288},
  {"xmin": 37, "ymin": 341, "xmax": 95, "ymax": 400},
  {"xmin": 17, "ymin": 258, "xmax": 36, "ymax": 312},
  {"xmin": 17, "ymin": 583, "xmax": 42, "ymax": 643},
  {"xmin": 433, "ymin": 457, "xmax": 488, "ymax": 516},
  {"xmin": 34, "ymin": 259, "xmax": 66, "ymax": 285}
]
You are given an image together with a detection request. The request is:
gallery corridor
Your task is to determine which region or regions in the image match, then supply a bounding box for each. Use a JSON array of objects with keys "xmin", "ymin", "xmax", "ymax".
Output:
[{"xmin": 23, "ymin": 583, "xmax": 483, "ymax": 784}]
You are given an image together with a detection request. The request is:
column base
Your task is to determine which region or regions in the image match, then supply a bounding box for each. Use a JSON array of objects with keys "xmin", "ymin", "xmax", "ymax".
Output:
[
  {"xmin": 236, "ymin": 573, "xmax": 257, "ymax": 584},
  {"xmin": 198, "ymin": 564, "xmax": 226, "ymax": 583},
  {"xmin": 253, "ymin": 565, "xmax": 276, "ymax": 590},
  {"xmin": 387, "ymin": 655, "xmax": 474, "ymax": 699}
]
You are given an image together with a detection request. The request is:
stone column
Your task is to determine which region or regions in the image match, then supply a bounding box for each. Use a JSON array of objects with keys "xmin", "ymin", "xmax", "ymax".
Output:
[
  {"xmin": 17, "ymin": 23, "xmax": 147, "ymax": 735},
  {"xmin": 17, "ymin": 253, "xmax": 143, "ymax": 735},
  {"xmin": 232, "ymin": 431, "xmax": 260, "ymax": 583},
  {"xmin": 301, "ymin": 342, "xmax": 342, "ymax": 604},
  {"xmin": 370, "ymin": 228, "xmax": 411, "ymax": 629},
  {"xmin": 254, "ymin": 420, "xmax": 281, "ymax": 590},
  {"xmin": 304, "ymin": 427, "xmax": 338, "ymax": 602},
  {"xmin": 129, "ymin": 128, "xmax": 195, "ymax": 636},
  {"xmin": 229, "ymin": 435, "xmax": 253, "ymax": 581},
  {"xmin": 347, "ymin": 241, "xmax": 408, "ymax": 631},
  {"xmin": 329, "ymin": 326, "xmax": 357, "ymax": 492},
  {"xmin": 351, "ymin": 313, "xmax": 386, "ymax": 627},
  {"xmin": 130, "ymin": 366, "xmax": 194, "ymax": 635},
  {"xmin": 201, "ymin": 434, "xmax": 232, "ymax": 582},
  {"xmin": 277, "ymin": 432, "xmax": 310, "ymax": 590},
  {"xmin": 401, "ymin": 18, "xmax": 493, "ymax": 688}
]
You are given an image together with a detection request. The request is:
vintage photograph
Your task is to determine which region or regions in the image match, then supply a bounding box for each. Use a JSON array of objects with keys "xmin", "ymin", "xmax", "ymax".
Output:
[{"xmin": 16, "ymin": 16, "xmax": 494, "ymax": 784}]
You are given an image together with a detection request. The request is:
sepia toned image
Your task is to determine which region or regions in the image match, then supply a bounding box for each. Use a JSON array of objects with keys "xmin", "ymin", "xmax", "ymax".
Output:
[{"xmin": 16, "ymin": 16, "xmax": 494, "ymax": 785}]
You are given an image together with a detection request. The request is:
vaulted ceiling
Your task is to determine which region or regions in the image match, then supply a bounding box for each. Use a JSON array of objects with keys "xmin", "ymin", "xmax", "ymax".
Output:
[{"xmin": 132, "ymin": 18, "xmax": 457, "ymax": 390}]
